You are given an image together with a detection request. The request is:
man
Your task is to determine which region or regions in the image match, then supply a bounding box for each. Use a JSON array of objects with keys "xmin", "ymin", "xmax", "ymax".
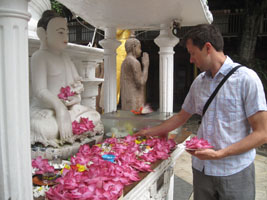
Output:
[
  {"xmin": 136, "ymin": 24, "xmax": 267, "ymax": 200},
  {"xmin": 120, "ymin": 38, "xmax": 150, "ymax": 111}
]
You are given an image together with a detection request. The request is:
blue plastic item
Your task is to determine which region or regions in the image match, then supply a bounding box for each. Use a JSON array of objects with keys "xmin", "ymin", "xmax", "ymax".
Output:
[{"xmin": 102, "ymin": 154, "xmax": 115, "ymax": 163}]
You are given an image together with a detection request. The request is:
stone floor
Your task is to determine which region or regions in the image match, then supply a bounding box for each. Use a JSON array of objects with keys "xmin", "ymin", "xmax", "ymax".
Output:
[
  {"xmin": 174, "ymin": 151, "xmax": 267, "ymax": 200},
  {"xmin": 173, "ymin": 115, "xmax": 267, "ymax": 200}
]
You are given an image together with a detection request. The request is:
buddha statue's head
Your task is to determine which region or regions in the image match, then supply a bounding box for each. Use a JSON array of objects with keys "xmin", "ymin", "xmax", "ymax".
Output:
[
  {"xmin": 37, "ymin": 10, "xmax": 69, "ymax": 51},
  {"xmin": 125, "ymin": 38, "xmax": 142, "ymax": 58}
]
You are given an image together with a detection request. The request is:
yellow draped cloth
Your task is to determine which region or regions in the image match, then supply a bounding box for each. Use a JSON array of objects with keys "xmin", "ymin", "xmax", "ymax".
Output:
[{"xmin": 116, "ymin": 29, "xmax": 131, "ymax": 105}]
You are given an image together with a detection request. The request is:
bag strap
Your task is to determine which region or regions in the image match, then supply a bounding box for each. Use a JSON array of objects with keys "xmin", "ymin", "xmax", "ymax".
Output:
[{"xmin": 202, "ymin": 64, "xmax": 243, "ymax": 118}]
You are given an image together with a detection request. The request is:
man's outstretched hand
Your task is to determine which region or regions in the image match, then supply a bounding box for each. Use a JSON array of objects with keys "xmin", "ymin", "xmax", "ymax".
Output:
[{"xmin": 134, "ymin": 128, "xmax": 149, "ymax": 137}]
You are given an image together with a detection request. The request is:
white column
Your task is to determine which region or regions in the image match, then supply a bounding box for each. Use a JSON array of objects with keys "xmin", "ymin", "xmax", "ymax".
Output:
[
  {"xmin": 154, "ymin": 24, "xmax": 179, "ymax": 113},
  {"xmin": 0, "ymin": 0, "xmax": 33, "ymax": 200},
  {"xmin": 99, "ymin": 28, "xmax": 120, "ymax": 113}
]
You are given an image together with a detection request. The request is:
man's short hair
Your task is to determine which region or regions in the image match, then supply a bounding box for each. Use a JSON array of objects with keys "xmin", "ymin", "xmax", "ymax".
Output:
[{"xmin": 180, "ymin": 24, "xmax": 224, "ymax": 51}]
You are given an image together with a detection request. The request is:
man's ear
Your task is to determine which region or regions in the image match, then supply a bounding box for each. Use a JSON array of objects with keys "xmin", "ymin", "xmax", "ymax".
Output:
[
  {"xmin": 205, "ymin": 42, "xmax": 213, "ymax": 53},
  {"xmin": 36, "ymin": 27, "xmax": 46, "ymax": 41}
]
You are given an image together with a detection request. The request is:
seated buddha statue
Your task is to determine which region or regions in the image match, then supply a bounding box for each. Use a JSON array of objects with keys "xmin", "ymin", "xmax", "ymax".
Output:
[{"xmin": 30, "ymin": 10, "xmax": 102, "ymax": 148}]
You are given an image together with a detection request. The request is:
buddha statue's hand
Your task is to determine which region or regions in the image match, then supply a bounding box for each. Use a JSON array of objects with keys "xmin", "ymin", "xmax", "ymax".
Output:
[
  {"xmin": 142, "ymin": 52, "xmax": 149, "ymax": 68},
  {"xmin": 65, "ymin": 95, "xmax": 81, "ymax": 107},
  {"xmin": 56, "ymin": 107, "xmax": 73, "ymax": 140},
  {"xmin": 71, "ymin": 80, "xmax": 84, "ymax": 94}
]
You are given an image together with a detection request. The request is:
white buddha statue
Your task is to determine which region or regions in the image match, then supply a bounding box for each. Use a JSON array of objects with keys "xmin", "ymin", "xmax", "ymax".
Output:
[{"xmin": 30, "ymin": 10, "xmax": 102, "ymax": 148}]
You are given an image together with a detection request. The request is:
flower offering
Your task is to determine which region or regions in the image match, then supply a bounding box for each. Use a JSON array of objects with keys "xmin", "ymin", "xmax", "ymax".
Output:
[
  {"xmin": 185, "ymin": 136, "xmax": 213, "ymax": 150},
  {"xmin": 32, "ymin": 156, "xmax": 55, "ymax": 175},
  {"xmin": 57, "ymin": 86, "xmax": 76, "ymax": 100},
  {"xmin": 33, "ymin": 135, "xmax": 177, "ymax": 200},
  {"xmin": 72, "ymin": 117, "xmax": 95, "ymax": 135},
  {"xmin": 131, "ymin": 104, "xmax": 153, "ymax": 115}
]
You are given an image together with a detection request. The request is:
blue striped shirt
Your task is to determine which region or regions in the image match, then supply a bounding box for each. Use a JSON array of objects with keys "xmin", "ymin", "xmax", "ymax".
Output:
[{"xmin": 182, "ymin": 56, "xmax": 267, "ymax": 176}]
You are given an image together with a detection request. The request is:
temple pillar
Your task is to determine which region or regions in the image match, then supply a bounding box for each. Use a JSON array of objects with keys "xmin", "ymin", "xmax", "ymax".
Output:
[
  {"xmin": 154, "ymin": 24, "xmax": 179, "ymax": 113},
  {"xmin": 0, "ymin": 0, "xmax": 33, "ymax": 199},
  {"xmin": 99, "ymin": 28, "xmax": 120, "ymax": 113}
]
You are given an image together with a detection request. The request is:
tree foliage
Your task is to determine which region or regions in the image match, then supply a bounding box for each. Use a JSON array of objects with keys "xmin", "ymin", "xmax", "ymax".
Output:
[
  {"xmin": 50, "ymin": 0, "xmax": 64, "ymax": 15},
  {"xmin": 209, "ymin": 0, "xmax": 267, "ymax": 96},
  {"xmin": 238, "ymin": 0, "xmax": 267, "ymax": 62}
]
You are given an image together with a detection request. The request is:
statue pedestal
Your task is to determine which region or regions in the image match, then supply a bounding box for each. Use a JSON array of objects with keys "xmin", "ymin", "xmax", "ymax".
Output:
[{"xmin": 31, "ymin": 134, "xmax": 104, "ymax": 160}]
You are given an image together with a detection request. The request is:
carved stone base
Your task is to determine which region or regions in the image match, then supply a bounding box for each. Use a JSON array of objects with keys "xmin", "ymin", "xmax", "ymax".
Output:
[{"xmin": 31, "ymin": 133, "xmax": 104, "ymax": 160}]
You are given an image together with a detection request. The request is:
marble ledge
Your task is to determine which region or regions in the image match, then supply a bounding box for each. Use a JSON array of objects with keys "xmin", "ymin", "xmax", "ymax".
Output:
[{"xmin": 28, "ymin": 36, "xmax": 104, "ymax": 62}]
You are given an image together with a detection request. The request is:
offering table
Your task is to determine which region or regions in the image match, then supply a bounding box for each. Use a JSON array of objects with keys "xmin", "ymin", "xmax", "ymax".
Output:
[
  {"xmin": 123, "ymin": 144, "xmax": 187, "ymax": 200},
  {"xmin": 101, "ymin": 110, "xmax": 191, "ymax": 200},
  {"xmin": 33, "ymin": 111, "xmax": 191, "ymax": 200}
]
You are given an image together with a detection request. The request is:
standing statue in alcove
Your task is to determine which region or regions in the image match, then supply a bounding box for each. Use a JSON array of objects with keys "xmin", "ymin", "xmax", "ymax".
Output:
[
  {"xmin": 120, "ymin": 38, "xmax": 150, "ymax": 111},
  {"xmin": 30, "ymin": 10, "xmax": 103, "ymax": 149}
]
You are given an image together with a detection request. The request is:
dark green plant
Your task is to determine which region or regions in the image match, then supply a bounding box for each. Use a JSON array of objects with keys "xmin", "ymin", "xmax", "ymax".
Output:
[
  {"xmin": 50, "ymin": 0, "xmax": 64, "ymax": 15},
  {"xmin": 233, "ymin": 55, "xmax": 267, "ymax": 99}
]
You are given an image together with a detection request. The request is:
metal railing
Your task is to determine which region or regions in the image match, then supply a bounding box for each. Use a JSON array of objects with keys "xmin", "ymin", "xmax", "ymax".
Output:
[
  {"xmin": 68, "ymin": 21, "xmax": 104, "ymax": 45},
  {"xmin": 213, "ymin": 12, "xmax": 244, "ymax": 37}
]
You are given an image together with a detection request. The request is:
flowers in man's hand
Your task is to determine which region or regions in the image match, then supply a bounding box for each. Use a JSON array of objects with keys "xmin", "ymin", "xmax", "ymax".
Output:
[{"xmin": 186, "ymin": 136, "xmax": 213, "ymax": 150}]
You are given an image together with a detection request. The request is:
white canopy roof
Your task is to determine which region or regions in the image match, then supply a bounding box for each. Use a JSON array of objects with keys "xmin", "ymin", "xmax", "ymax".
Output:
[
  {"xmin": 57, "ymin": 0, "xmax": 213, "ymax": 30},
  {"xmin": 56, "ymin": 0, "xmax": 213, "ymax": 114}
]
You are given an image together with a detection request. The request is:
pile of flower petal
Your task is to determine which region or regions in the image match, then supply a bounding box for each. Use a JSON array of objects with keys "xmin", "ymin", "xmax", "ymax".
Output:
[
  {"xmin": 32, "ymin": 156, "xmax": 55, "ymax": 175},
  {"xmin": 58, "ymin": 86, "xmax": 76, "ymax": 100},
  {"xmin": 72, "ymin": 117, "xmax": 95, "ymax": 135},
  {"xmin": 131, "ymin": 104, "xmax": 153, "ymax": 115},
  {"xmin": 185, "ymin": 136, "xmax": 213, "ymax": 150},
  {"xmin": 45, "ymin": 136, "xmax": 176, "ymax": 200}
]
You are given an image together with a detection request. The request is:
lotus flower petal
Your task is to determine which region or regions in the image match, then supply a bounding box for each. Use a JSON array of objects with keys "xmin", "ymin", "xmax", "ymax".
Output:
[
  {"xmin": 186, "ymin": 136, "xmax": 214, "ymax": 149},
  {"xmin": 72, "ymin": 117, "xmax": 95, "ymax": 135},
  {"xmin": 45, "ymin": 135, "xmax": 177, "ymax": 200}
]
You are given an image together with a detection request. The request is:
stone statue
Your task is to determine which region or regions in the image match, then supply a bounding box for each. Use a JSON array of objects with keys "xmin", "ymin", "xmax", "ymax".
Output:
[
  {"xmin": 30, "ymin": 10, "xmax": 102, "ymax": 149},
  {"xmin": 120, "ymin": 38, "xmax": 150, "ymax": 111}
]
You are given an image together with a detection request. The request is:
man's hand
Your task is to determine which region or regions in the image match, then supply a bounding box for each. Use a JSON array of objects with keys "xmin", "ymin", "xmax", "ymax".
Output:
[
  {"xmin": 134, "ymin": 128, "xmax": 150, "ymax": 137},
  {"xmin": 187, "ymin": 148, "xmax": 224, "ymax": 160}
]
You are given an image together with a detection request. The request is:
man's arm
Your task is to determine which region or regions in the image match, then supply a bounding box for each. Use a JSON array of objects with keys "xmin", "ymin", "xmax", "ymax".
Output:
[
  {"xmin": 135, "ymin": 109, "xmax": 192, "ymax": 137},
  {"xmin": 192, "ymin": 111, "xmax": 267, "ymax": 160}
]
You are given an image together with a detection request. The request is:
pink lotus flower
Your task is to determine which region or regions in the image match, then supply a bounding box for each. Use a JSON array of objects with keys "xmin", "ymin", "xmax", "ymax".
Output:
[
  {"xmin": 58, "ymin": 86, "xmax": 76, "ymax": 100},
  {"xmin": 72, "ymin": 117, "xmax": 95, "ymax": 135},
  {"xmin": 32, "ymin": 156, "xmax": 55, "ymax": 174},
  {"xmin": 186, "ymin": 136, "xmax": 214, "ymax": 149},
  {"xmin": 45, "ymin": 136, "xmax": 177, "ymax": 200}
]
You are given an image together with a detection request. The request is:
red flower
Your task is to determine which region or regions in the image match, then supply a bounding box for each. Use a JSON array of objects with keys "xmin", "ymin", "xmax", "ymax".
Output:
[
  {"xmin": 58, "ymin": 86, "xmax": 76, "ymax": 100},
  {"xmin": 72, "ymin": 117, "xmax": 95, "ymax": 135}
]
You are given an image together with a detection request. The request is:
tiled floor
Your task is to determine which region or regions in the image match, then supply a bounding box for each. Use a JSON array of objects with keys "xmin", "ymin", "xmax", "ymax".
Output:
[{"xmin": 174, "ymin": 151, "xmax": 267, "ymax": 200}]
